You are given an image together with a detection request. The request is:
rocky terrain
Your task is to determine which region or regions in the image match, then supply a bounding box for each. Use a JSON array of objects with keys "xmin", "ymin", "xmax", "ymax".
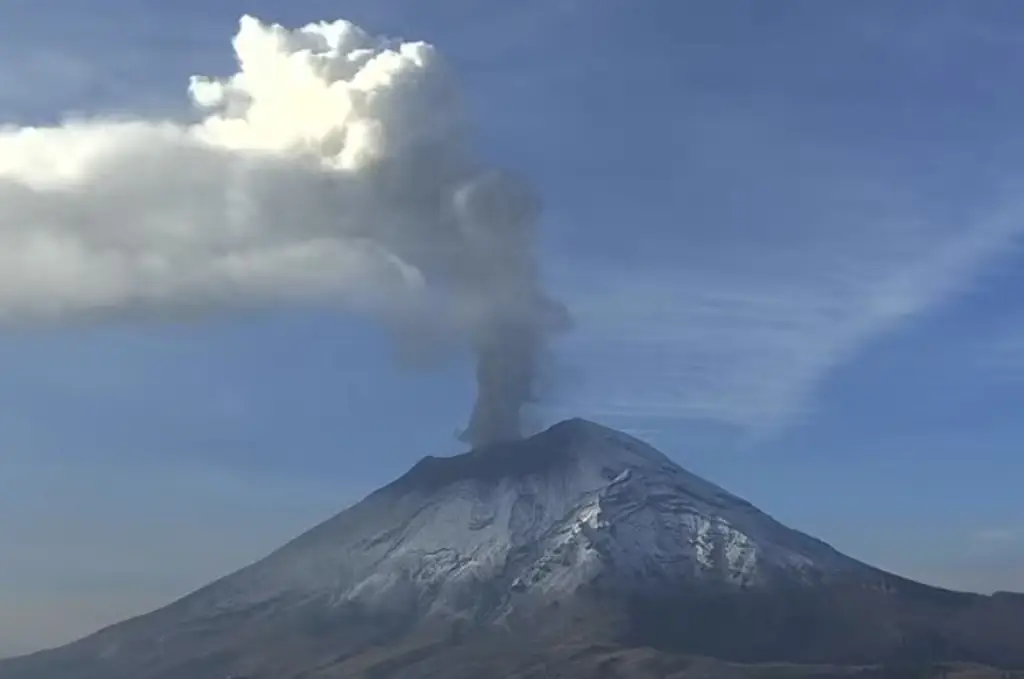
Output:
[{"xmin": 1, "ymin": 418, "xmax": 1021, "ymax": 678}]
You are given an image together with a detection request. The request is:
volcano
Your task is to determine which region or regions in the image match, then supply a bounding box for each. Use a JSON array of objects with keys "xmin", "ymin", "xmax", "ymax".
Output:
[{"xmin": 1, "ymin": 419, "xmax": 1021, "ymax": 678}]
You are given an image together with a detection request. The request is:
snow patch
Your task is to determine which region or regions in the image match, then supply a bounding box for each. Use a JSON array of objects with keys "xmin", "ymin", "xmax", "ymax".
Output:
[{"xmin": 179, "ymin": 419, "xmax": 866, "ymax": 623}]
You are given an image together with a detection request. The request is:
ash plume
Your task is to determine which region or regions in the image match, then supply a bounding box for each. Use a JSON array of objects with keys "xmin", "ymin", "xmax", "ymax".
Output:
[{"xmin": 0, "ymin": 15, "xmax": 566, "ymax": 447}]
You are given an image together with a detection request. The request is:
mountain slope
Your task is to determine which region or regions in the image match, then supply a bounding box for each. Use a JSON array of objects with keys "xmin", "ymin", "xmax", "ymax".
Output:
[{"xmin": 1, "ymin": 419, "xmax": 1021, "ymax": 679}]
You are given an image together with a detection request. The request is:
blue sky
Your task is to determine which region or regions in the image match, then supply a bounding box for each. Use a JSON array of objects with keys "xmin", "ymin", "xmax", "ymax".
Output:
[{"xmin": 1, "ymin": 0, "xmax": 1024, "ymax": 656}]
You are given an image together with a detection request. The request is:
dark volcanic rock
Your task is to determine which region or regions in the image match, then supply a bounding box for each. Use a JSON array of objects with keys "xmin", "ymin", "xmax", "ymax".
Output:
[{"xmin": 1, "ymin": 419, "xmax": 1021, "ymax": 678}]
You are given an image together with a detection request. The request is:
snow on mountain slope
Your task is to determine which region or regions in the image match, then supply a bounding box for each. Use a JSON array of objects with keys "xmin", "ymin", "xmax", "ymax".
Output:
[
  {"xmin": 167, "ymin": 418, "xmax": 868, "ymax": 624},
  {"xmin": 4, "ymin": 418, "xmax": 1023, "ymax": 679}
]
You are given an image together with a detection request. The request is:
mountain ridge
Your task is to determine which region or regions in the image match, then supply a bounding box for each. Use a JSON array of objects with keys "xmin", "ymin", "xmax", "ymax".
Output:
[{"xmin": 1, "ymin": 418, "xmax": 1021, "ymax": 678}]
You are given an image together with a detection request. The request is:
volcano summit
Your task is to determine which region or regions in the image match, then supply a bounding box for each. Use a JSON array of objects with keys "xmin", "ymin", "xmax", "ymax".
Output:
[{"xmin": 1, "ymin": 419, "xmax": 1021, "ymax": 679}]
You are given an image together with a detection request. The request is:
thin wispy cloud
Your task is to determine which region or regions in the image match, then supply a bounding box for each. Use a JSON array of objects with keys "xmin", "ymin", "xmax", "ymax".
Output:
[
  {"xmin": 555, "ymin": 161, "xmax": 1024, "ymax": 432},
  {"xmin": 528, "ymin": 2, "xmax": 1024, "ymax": 436},
  {"xmin": 529, "ymin": 0, "xmax": 1024, "ymax": 433},
  {"xmin": 975, "ymin": 528, "xmax": 1018, "ymax": 544},
  {"xmin": 855, "ymin": 1, "xmax": 1024, "ymax": 63},
  {"xmin": 971, "ymin": 327, "xmax": 1024, "ymax": 383}
]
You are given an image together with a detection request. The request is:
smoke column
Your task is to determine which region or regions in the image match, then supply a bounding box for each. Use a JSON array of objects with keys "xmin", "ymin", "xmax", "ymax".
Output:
[{"xmin": 0, "ymin": 15, "xmax": 566, "ymax": 447}]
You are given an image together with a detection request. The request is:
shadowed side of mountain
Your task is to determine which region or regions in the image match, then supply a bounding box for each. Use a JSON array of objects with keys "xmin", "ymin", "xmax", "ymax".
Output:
[{"xmin": 1, "ymin": 418, "xmax": 1023, "ymax": 679}]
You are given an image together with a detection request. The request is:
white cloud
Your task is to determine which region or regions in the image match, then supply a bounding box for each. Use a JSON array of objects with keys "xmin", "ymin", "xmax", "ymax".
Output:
[
  {"xmin": 0, "ymin": 13, "xmax": 565, "ymax": 446},
  {"xmin": 0, "ymin": 16, "xmax": 424, "ymax": 321},
  {"xmin": 0, "ymin": 15, "xmax": 550, "ymax": 340},
  {"xmin": 970, "ymin": 327, "xmax": 1024, "ymax": 383}
]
